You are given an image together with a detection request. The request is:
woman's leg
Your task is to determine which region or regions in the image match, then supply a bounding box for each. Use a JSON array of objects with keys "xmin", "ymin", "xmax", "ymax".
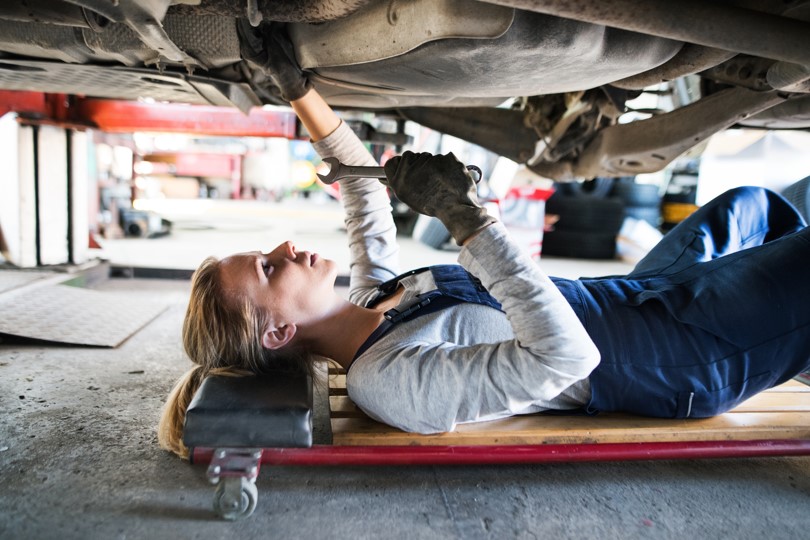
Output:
[
  {"xmin": 656, "ymin": 223, "xmax": 810, "ymax": 414},
  {"xmin": 587, "ymin": 224, "xmax": 810, "ymax": 418},
  {"xmin": 628, "ymin": 186, "xmax": 806, "ymax": 278}
]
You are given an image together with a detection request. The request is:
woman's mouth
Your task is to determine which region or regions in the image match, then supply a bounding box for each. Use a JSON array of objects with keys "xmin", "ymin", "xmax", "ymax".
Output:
[{"xmin": 310, "ymin": 253, "xmax": 318, "ymax": 266}]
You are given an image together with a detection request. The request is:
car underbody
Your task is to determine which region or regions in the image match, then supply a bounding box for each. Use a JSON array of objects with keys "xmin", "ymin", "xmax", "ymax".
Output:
[{"xmin": 0, "ymin": 0, "xmax": 808, "ymax": 180}]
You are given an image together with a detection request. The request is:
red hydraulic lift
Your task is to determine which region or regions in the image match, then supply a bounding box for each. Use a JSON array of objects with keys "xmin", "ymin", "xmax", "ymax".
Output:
[{"xmin": 0, "ymin": 90, "xmax": 299, "ymax": 138}]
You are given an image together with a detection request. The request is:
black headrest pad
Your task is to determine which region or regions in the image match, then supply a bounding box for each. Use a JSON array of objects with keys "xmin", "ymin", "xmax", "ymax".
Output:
[{"xmin": 183, "ymin": 372, "xmax": 313, "ymax": 448}]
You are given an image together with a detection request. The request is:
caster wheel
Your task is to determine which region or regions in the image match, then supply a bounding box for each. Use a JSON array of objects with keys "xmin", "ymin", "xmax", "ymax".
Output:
[{"xmin": 213, "ymin": 477, "xmax": 258, "ymax": 521}]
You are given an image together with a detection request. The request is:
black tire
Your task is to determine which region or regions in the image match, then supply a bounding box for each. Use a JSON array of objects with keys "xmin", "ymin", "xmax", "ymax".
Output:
[
  {"xmin": 555, "ymin": 177, "xmax": 615, "ymax": 198},
  {"xmin": 624, "ymin": 206, "xmax": 661, "ymax": 228},
  {"xmin": 546, "ymin": 195, "xmax": 626, "ymax": 233},
  {"xmin": 543, "ymin": 230, "xmax": 617, "ymax": 259},
  {"xmin": 781, "ymin": 176, "xmax": 810, "ymax": 222},
  {"xmin": 612, "ymin": 181, "xmax": 661, "ymax": 207}
]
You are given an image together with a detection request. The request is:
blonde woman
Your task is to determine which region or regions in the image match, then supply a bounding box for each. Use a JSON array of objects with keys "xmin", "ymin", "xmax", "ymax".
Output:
[{"xmin": 159, "ymin": 28, "xmax": 810, "ymax": 459}]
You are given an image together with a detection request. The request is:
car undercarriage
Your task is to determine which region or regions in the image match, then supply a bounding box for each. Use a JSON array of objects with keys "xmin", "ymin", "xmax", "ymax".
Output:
[{"xmin": 1, "ymin": 0, "xmax": 808, "ymax": 180}]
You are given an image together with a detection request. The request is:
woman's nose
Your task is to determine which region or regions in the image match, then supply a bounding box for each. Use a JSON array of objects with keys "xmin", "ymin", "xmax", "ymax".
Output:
[
  {"xmin": 284, "ymin": 241, "xmax": 296, "ymax": 259},
  {"xmin": 267, "ymin": 241, "xmax": 296, "ymax": 261}
]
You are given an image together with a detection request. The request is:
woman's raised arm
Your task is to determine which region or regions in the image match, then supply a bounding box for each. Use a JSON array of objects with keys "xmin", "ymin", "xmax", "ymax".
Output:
[{"xmin": 291, "ymin": 89, "xmax": 341, "ymax": 142}]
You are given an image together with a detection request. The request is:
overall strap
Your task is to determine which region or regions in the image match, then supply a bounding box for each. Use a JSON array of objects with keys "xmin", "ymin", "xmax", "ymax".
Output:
[
  {"xmin": 353, "ymin": 292, "xmax": 463, "ymax": 360},
  {"xmin": 353, "ymin": 265, "xmax": 502, "ymax": 361},
  {"xmin": 365, "ymin": 267, "xmax": 431, "ymax": 308}
]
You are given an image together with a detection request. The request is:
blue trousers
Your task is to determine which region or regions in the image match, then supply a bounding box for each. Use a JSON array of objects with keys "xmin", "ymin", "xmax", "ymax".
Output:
[{"xmin": 562, "ymin": 186, "xmax": 810, "ymax": 417}]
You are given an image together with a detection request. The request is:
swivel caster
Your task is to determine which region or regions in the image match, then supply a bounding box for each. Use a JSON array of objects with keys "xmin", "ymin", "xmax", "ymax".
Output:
[
  {"xmin": 207, "ymin": 448, "xmax": 263, "ymax": 521},
  {"xmin": 213, "ymin": 477, "xmax": 258, "ymax": 521}
]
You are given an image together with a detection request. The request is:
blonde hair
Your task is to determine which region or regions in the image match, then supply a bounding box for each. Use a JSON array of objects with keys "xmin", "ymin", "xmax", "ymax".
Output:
[{"xmin": 158, "ymin": 256, "xmax": 314, "ymax": 459}]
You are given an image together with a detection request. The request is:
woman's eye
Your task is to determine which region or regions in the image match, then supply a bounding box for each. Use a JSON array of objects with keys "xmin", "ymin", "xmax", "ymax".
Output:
[{"xmin": 263, "ymin": 264, "xmax": 272, "ymax": 277}]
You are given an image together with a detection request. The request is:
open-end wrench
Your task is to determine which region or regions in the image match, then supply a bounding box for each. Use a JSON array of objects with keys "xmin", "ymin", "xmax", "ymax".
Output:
[
  {"xmin": 316, "ymin": 157, "xmax": 385, "ymax": 184},
  {"xmin": 316, "ymin": 156, "xmax": 482, "ymax": 184}
]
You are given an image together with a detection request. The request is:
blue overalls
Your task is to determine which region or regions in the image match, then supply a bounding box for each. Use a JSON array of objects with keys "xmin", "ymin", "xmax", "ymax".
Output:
[{"xmin": 355, "ymin": 187, "xmax": 810, "ymax": 419}]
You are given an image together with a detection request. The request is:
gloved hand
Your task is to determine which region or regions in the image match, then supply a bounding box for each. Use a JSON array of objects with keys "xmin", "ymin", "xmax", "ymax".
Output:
[
  {"xmin": 264, "ymin": 24, "xmax": 312, "ymax": 102},
  {"xmin": 383, "ymin": 151, "xmax": 497, "ymax": 244},
  {"xmin": 240, "ymin": 22, "xmax": 313, "ymax": 102}
]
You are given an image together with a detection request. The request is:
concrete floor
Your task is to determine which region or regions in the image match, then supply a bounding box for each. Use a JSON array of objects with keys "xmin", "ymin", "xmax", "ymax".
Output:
[{"xmin": 2, "ymin": 199, "xmax": 809, "ymax": 539}]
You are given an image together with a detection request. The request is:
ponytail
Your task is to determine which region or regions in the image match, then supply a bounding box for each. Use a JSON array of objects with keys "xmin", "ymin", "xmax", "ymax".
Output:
[
  {"xmin": 158, "ymin": 366, "xmax": 254, "ymax": 459},
  {"xmin": 158, "ymin": 365, "xmax": 206, "ymax": 460}
]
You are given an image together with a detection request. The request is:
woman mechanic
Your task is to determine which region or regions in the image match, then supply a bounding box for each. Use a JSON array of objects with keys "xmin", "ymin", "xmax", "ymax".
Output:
[{"xmin": 158, "ymin": 28, "xmax": 810, "ymax": 459}]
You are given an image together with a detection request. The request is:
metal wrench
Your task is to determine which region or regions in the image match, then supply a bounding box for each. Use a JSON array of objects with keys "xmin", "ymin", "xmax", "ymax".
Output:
[
  {"xmin": 316, "ymin": 157, "xmax": 385, "ymax": 184},
  {"xmin": 316, "ymin": 156, "xmax": 482, "ymax": 184}
]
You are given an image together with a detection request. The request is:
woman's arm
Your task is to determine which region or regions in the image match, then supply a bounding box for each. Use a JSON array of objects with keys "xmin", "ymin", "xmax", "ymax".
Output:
[
  {"xmin": 292, "ymin": 89, "xmax": 400, "ymax": 305},
  {"xmin": 290, "ymin": 89, "xmax": 341, "ymax": 142}
]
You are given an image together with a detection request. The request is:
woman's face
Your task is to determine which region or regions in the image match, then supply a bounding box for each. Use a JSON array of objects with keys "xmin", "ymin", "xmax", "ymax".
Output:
[{"xmin": 218, "ymin": 241, "xmax": 338, "ymax": 326}]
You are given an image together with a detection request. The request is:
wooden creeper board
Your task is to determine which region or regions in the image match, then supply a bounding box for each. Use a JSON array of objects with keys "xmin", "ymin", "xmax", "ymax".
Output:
[{"xmin": 328, "ymin": 372, "xmax": 810, "ymax": 447}]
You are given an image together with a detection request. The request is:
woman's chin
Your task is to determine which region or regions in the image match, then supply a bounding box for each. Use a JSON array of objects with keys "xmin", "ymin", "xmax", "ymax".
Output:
[{"xmin": 323, "ymin": 259, "xmax": 339, "ymax": 281}]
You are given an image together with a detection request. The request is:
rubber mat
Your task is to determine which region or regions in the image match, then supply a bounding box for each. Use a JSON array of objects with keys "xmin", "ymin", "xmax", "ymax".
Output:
[
  {"xmin": 0, "ymin": 284, "xmax": 168, "ymax": 347},
  {"xmin": 0, "ymin": 271, "xmax": 54, "ymax": 295}
]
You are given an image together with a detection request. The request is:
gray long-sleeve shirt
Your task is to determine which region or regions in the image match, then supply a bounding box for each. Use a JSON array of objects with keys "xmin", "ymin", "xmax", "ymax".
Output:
[{"xmin": 313, "ymin": 122, "xmax": 600, "ymax": 434}]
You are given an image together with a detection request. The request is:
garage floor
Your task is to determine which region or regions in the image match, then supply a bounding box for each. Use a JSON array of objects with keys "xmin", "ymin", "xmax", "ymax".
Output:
[{"xmin": 1, "ymin": 198, "xmax": 809, "ymax": 539}]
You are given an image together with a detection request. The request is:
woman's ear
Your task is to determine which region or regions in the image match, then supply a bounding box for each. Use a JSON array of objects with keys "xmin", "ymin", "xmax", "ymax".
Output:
[{"xmin": 261, "ymin": 323, "xmax": 297, "ymax": 350}]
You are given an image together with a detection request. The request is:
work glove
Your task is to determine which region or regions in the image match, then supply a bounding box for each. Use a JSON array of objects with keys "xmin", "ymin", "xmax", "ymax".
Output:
[
  {"xmin": 264, "ymin": 24, "xmax": 312, "ymax": 102},
  {"xmin": 383, "ymin": 151, "xmax": 497, "ymax": 245},
  {"xmin": 240, "ymin": 22, "xmax": 312, "ymax": 102}
]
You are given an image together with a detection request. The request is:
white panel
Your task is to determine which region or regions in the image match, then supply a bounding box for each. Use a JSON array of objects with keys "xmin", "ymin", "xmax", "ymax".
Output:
[
  {"xmin": 17, "ymin": 124, "xmax": 38, "ymax": 267},
  {"xmin": 70, "ymin": 130, "xmax": 89, "ymax": 264},
  {"xmin": 37, "ymin": 126, "xmax": 69, "ymax": 265},
  {"xmin": 0, "ymin": 114, "xmax": 21, "ymax": 264}
]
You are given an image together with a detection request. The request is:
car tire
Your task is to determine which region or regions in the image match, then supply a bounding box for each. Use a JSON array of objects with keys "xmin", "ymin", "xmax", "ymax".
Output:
[
  {"xmin": 555, "ymin": 177, "xmax": 616, "ymax": 199},
  {"xmin": 546, "ymin": 195, "xmax": 626, "ymax": 233},
  {"xmin": 612, "ymin": 181, "xmax": 661, "ymax": 208},
  {"xmin": 542, "ymin": 230, "xmax": 617, "ymax": 259},
  {"xmin": 781, "ymin": 176, "xmax": 810, "ymax": 222}
]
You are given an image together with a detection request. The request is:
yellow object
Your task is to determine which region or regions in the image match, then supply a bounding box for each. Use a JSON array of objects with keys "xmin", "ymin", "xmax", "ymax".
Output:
[
  {"xmin": 291, "ymin": 160, "xmax": 317, "ymax": 189},
  {"xmin": 662, "ymin": 202, "xmax": 699, "ymax": 224}
]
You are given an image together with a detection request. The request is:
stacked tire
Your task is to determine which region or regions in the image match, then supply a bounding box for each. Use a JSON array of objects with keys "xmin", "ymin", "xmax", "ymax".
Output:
[
  {"xmin": 611, "ymin": 178, "xmax": 662, "ymax": 229},
  {"xmin": 543, "ymin": 178, "xmax": 625, "ymax": 259}
]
